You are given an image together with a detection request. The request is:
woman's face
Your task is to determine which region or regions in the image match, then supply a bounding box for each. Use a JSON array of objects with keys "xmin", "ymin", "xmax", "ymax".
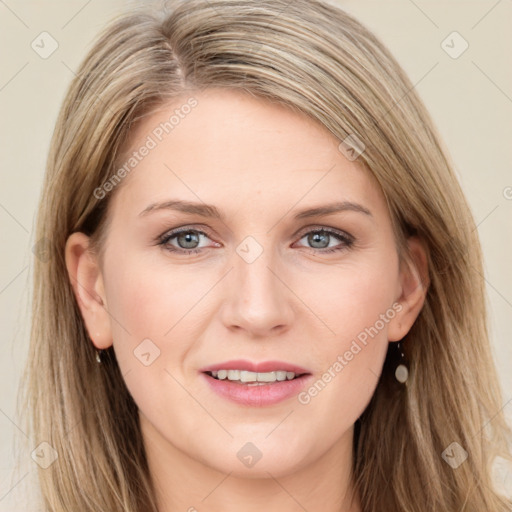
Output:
[{"xmin": 68, "ymin": 88, "xmax": 426, "ymax": 480}]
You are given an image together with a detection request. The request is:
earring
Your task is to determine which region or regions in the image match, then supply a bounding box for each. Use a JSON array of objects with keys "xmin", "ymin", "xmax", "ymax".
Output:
[
  {"xmin": 394, "ymin": 341, "xmax": 409, "ymax": 383},
  {"xmin": 95, "ymin": 349, "xmax": 102, "ymax": 364}
]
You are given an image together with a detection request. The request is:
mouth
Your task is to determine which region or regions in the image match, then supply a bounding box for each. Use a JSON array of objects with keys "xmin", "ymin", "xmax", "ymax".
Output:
[
  {"xmin": 204, "ymin": 369, "xmax": 309, "ymax": 386},
  {"xmin": 199, "ymin": 360, "xmax": 312, "ymax": 405}
]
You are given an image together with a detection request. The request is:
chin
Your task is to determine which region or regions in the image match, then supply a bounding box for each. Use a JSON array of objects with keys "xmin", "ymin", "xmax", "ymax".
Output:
[{"xmin": 200, "ymin": 442, "xmax": 310, "ymax": 479}]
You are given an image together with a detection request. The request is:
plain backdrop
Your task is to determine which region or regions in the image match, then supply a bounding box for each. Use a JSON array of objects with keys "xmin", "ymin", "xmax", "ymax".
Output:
[{"xmin": 1, "ymin": 0, "xmax": 511, "ymax": 509}]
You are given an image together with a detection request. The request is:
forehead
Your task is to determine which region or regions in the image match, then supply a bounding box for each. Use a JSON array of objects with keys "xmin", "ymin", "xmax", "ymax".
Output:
[{"xmin": 109, "ymin": 88, "xmax": 386, "ymax": 221}]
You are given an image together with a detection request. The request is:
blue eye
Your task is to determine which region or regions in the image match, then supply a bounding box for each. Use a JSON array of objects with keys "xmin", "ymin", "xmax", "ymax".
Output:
[
  {"xmin": 157, "ymin": 226, "xmax": 354, "ymax": 255},
  {"xmin": 295, "ymin": 228, "xmax": 354, "ymax": 253},
  {"xmin": 158, "ymin": 228, "xmax": 213, "ymax": 254}
]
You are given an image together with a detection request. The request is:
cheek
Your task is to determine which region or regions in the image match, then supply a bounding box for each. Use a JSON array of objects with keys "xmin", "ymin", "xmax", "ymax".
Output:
[
  {"xmin": 102, "ymin": 256, "xmax": 220, "ymax": 370},
  {"xmin": 296, "ymin": 256, "xmax": 399, "ymax": 342},
  {"xmin": 291, "ymin": 257, "xmax": 397, "ymax": 420},
  {"xmin": 104, "ymin": 251, "xmax": 209, "ymax": 327},
  {"xmin": 101, "ymin": 259, "xmax": 207, "ymax": 421}
]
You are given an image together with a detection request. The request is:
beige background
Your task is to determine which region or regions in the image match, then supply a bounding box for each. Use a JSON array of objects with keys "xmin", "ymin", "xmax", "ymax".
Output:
[{"xmin": 1, "ymin": 0, "xmax": 511, "ymax": 509}]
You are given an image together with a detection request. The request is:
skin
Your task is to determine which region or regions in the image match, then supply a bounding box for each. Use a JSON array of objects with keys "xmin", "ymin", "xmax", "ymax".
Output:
[{"xmin": 66, "ymin": 88, "xmax": 428, "ymax": 512}]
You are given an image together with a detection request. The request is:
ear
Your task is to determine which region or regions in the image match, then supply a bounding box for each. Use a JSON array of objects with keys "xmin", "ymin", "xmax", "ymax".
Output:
[
  {"xmin": 64, "ymin": 232, "xmax": 112, "ymax": 350},
  {"xmin": 387, "ymin": 235, "xmax": 429, "ymax": 342}
]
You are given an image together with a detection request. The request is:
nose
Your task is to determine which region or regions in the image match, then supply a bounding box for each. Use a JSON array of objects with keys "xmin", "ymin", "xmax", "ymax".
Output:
[{"xmin": 219, "ymin": 246, "xmax": 294, "ymax": 338}]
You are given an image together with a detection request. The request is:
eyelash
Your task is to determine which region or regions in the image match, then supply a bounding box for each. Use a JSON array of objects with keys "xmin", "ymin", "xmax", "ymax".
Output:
[{"xmin": 156, "ymin": 225, "xmax": 355, "ymax": 255}]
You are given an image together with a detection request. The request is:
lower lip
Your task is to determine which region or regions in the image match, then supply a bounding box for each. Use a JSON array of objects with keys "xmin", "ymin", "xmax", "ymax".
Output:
[{"xmin": 201, "ymin": 372, "xmax": 312, "ymax": 406}]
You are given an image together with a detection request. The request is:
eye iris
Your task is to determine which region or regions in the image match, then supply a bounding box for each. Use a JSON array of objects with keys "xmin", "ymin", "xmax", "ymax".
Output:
[
  {"xmin": 177, "ymin": 231, "xmax": 200, "ymax": 249},
  {"xmin": 308, "ymin": 231, "xmax": 329, "ymax": 248}
]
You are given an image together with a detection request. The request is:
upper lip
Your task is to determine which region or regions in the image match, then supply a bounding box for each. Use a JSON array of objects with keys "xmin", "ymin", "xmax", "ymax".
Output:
[{"xmin": 200, "ymin": 359, "xmax": 310, "ymax": 375}]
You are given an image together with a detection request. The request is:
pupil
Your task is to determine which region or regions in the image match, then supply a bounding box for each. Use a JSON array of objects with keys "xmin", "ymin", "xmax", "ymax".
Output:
[
  {"xmin": 178, "ymin": 231, "xmax": 199, "ymax": 249},
  {"xmin": 309, "ymin": 232, "xmax": 329, "ymax": 248}
]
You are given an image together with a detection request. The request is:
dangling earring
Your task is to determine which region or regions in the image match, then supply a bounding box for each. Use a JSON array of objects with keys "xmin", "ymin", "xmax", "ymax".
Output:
[
  {"xmin": 95, "ymin": 349, "xmax": 103, "ymax": 364},
  {"xmin": 394, "ymin": 341, "xmax": 409, "ymax": 383}
]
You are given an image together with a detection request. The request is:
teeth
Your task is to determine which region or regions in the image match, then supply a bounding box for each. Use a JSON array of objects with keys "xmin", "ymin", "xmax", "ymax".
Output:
[
  {"xmin": 229, "ymin": 369, "xmax": 242, "ymax": 381},
  {"xmin": 240, "ymin": 370, "xmax": 257, "ymax": 382},
  {"xmin": 209, "ymin": 370, "xmax": 299, "ymax": 383}
]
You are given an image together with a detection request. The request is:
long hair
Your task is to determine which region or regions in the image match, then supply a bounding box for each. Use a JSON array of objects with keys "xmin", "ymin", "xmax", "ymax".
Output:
[{"xmin": 18, "ymin": 0, "xmax": 511, "ymax": 510}]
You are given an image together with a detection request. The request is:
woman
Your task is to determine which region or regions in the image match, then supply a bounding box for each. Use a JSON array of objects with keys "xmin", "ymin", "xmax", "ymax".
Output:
[{"xmin": 19, "ymin": 0, "xmax": 511, "ymax": 510}]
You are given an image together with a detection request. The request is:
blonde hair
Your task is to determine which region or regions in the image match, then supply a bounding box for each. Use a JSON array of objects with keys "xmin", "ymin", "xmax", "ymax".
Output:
[{"xmin": 19, "ymin": 0, "xmax": 511, "ymax": 510}]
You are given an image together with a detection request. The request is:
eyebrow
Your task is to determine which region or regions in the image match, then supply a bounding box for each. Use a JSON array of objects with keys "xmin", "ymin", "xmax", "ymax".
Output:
[{"xmin": 139, "ymin": 199, "xmax": 373, "ymax": 220}]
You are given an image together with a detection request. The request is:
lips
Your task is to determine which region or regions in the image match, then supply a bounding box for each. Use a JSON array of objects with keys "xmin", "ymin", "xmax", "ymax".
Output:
[
  {"xmin": 199, "ymin": 359, "xmax": 310, "ymax": 375},
  {"xmin": 199, "ymin": 359, "xmax": 313, "ymax": 406}
]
